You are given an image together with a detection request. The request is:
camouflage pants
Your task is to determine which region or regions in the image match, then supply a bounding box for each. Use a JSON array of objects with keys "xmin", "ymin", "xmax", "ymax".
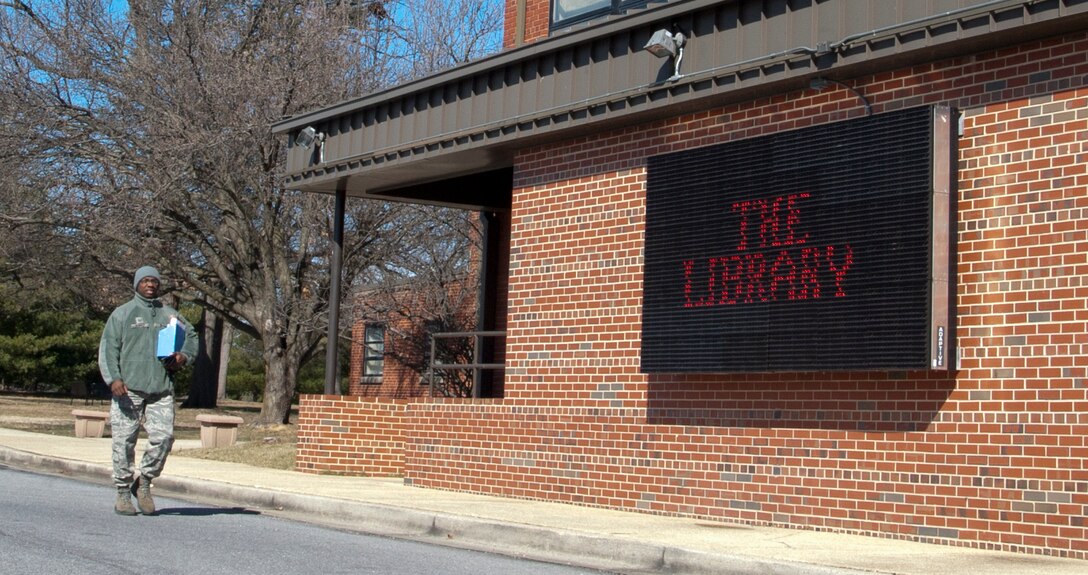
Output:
[{"xmin": 110, "ymin": 391, "xmax": 175, "ymax": 488}]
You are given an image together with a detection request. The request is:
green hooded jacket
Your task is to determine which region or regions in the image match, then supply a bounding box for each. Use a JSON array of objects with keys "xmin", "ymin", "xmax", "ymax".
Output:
[{"xmin": 98, "ymin": 293, "xmax": 197, "ymax": 396}]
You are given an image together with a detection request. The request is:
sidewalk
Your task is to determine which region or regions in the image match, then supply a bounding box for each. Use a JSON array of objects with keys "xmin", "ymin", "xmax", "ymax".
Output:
[{"xmin": 0, "ymin": 427, "xmax": 1083, "ymax": 575}]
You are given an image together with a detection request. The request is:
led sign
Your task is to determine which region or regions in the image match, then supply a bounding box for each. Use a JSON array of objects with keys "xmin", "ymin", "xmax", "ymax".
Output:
[{"xmin": 641, "ymin": 106, "xmax": 955, "ymax": 372}]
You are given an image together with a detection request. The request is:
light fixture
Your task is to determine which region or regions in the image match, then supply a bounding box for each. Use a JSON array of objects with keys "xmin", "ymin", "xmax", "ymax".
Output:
[
  {"xmin": 295, "ymin": 126, "xmax": 325, "ymax": 149},
  {"xmin": 644, "ymin": 28, "xmax": 686, "ymax": 82},
  {"xmin": 294, "ymin": 126, "xmax": 327, "ymax": 164}
]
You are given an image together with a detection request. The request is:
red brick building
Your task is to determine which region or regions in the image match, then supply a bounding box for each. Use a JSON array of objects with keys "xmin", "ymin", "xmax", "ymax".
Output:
[
  {"xmin": 346, "ymin": 273, "xmax": 498, "ymax": 400},
  {"xmin": 346, "ymin": 286, "xmax": 437, "ymax": 400},
  {"xmin": 276, "ymin": 0, "xmax": 1088, "ymax": 558}
]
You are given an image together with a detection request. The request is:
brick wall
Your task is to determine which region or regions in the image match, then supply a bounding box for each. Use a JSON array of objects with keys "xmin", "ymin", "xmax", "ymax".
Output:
[
  {"xmin": 503, "ymin": 0, "xmax": 557, "ymax": 47},
  {"xmin": 301, "ymin": 31, "xmax": 1088, "ymax": 557},
  {"xmin": 296, "ymin": 396, "xmax": 408, "ymax": 476},
  {"xmin": 347, "ymin": 213, "xmax": 497, "ymax": 399},
  {"xmin": 406, "ymin": 31, "xmax": 1088, "ymax": 557},
  {"xmin": 347, "ymin": 315, "xmax": 430, "ymax": 399},
  {"xmin": 502, "ymin": 0, "xmax": 517, "ymax": 47}
]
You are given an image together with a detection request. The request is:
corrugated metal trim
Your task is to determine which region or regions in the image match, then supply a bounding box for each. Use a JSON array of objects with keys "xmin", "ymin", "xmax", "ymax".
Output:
[
  {"xmin": 274, "ymin": 0, "xmax": 1088, "ymax": 197},
  {"xmin": 272, "ymin": 0, "xmax": 724, "ymax": 134}
]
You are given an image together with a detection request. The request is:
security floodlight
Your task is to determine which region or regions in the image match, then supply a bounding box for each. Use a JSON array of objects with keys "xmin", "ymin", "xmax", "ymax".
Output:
[
  {"xmin": 645, "ymin": 29, "xmax": 682, "ymax": 58},
  {"xmin": 295, "ymin": 126, "xmax": 325, "ymax": 149},
  {"xmin": 295, "ymin": 126, "xmax": 327, "ymax": 164},
  {"xmin": 644, "ymin": 28, "xmax": 686, "ymax": 82}
]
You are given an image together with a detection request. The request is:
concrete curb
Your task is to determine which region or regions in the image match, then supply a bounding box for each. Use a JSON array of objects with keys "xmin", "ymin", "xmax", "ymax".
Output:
[
  {"xmin": 164, "ymin": 478, "xmax": 873, "ymax": 575},
  {"xmin": 0, "ymin": 446, "xmax": 110, "ymax": 483},
  {"xmin": 0, "ymin": 445, "xmax": 872, "ymax": 575}
]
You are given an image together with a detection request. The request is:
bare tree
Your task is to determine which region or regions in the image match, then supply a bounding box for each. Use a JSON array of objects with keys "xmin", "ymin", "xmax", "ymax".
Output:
[
  {"xmin": 379, "ymin": 0, "xmax": 505, "ymax": 82},
  {"xmin": 0, "ymin": 0, "xmax": 410, "ymax": 424},
  {"xmin": 0, "ymin": 0, "xmax": 504, "ymax": 423},
  {"xmin": 0, "ymin": 23, "xmax": 83, "ymax": 296},
  {"xmin": 353, "ymin": 208, "xmax": 482, "ymax": 397},
  {"xmin": 347, "ymin": 0, "xmax": 504, "ymax": 396}
]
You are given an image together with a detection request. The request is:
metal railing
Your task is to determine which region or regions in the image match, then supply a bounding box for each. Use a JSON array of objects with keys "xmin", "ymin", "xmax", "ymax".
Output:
[{"xmin": 428, "ymin": 330, "xmax": 506, "ymax": 398}]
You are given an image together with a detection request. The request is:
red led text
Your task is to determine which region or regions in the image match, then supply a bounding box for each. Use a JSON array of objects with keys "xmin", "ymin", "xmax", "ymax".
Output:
[{"xmin": 683, "ymin": 192, "xmax": 853, "ymax": 307}]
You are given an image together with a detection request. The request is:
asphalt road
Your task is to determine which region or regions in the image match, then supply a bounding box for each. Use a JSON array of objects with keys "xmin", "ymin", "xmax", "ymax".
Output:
[{"xmin": 0, "ymin": 465, "xmax": 618, "ymax": 575}]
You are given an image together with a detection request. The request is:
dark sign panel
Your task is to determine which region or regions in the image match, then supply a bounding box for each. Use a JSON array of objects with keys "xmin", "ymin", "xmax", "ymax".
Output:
[{"xmin": 642, "ymin": 106, "xmax": 954, "ymax": 372}]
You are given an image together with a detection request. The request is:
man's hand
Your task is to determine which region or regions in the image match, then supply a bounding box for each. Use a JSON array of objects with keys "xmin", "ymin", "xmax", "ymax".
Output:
[
  {"xmin": 110, "ymin": 380, "xmax": 128, "ymax": 397},
  {"xmin": 163, "ymin": 352, "xmax": 187, "ymax": 372}
]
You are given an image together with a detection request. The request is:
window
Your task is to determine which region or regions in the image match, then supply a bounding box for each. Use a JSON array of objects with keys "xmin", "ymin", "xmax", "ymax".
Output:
[
  {"xmin": 551, "ymin": 0, "xmax": 654, "ymax": 29},
  {"xmin": 362, "ymin": 324, "xmax": 385, "ymax": 378}
]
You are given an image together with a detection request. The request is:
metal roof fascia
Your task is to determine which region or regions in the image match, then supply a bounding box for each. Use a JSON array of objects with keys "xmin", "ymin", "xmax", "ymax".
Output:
[{"xmin": 270, "ymin": 0, "xmax": 722, "ymax": 135}]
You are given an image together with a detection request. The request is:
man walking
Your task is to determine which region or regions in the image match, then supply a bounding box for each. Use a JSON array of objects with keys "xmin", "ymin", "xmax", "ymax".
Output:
[{"xmin": 98, "ymin": 266, "xmax": 197, "ymax": 515}]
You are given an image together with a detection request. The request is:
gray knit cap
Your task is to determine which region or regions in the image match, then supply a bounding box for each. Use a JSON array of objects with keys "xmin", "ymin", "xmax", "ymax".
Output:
[{"xmin": 133, "ymin": 266, "xmax": 161, "ymax": 291}]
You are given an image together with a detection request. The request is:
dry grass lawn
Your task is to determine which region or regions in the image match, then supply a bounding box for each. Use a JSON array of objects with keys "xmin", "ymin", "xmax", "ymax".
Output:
[{"xmin": 0, "ymin": 394, "xmax": 298, "ymax": 470}]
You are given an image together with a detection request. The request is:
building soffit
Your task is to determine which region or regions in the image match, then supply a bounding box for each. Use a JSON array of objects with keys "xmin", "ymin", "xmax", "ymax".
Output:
[{"xmin": 271, "ymin": 0, "xmax": 1088, "ymax": 209}]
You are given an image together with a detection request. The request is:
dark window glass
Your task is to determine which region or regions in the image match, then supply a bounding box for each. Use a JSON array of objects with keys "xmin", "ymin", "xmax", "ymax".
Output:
[
  {"xmin": 551, "ymin": 0, "xmax": 655, "ymax": 28},
  {"xmin": 553, "ymin": 0, "xmax": 610, "ymax": 25},
  {"xmin": 362, "ymin": 324, "xmax": 385, "ymax": 377}
]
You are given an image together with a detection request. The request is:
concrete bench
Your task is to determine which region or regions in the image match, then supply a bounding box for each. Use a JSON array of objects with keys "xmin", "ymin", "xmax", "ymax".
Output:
[
  {"xmin": 71, "ymin": 410, "xmax": 109, "ymax": 438},
  {"xmin": 195, "ymin": 414, "xmax": 246, "ymax": 448}
]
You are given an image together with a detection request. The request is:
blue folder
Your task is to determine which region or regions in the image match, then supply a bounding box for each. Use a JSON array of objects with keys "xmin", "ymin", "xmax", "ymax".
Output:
[{"xmin": 156, "ymin": 318, "xmax": 186, "ymax": 358}]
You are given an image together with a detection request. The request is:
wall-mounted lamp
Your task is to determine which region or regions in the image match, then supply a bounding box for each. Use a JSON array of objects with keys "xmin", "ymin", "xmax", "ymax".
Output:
[
  {"xmin": 644, "ymin": 28, "xmax": 686, "ymax": 82},
  {"xmin": 295, "ymin": 126, "xmax": 327, "ymax": 164}
]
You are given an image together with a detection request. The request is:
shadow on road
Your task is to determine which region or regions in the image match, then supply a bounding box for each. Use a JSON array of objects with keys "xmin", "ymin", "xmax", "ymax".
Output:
[{"xmin": 155, "ymin": 506, "xmax": 261, "ymax": 517}]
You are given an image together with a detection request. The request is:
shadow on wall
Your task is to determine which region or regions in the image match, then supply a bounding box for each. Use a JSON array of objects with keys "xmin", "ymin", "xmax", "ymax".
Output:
[{"xmin": 646, "ymin": 371, "xmax": 956, "ymax": 433}]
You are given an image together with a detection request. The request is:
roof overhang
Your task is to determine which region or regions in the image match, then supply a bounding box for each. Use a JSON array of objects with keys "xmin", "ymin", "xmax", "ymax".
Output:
[{"xmin": 272, "ymin": 0, "xmax": 1088, "ymax": 209}]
